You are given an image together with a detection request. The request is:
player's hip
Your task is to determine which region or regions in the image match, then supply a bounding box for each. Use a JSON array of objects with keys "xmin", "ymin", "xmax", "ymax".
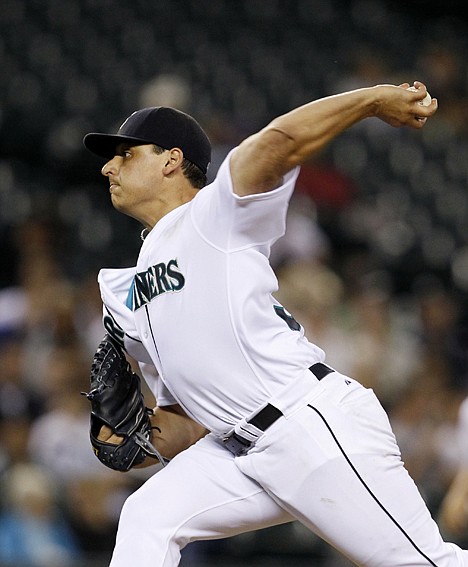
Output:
[{"xmin": 225, "ymin": 368, "xmax": 398, "ymax": 465}]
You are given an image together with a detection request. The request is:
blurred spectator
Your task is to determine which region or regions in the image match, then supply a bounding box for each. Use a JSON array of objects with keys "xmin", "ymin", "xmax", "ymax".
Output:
[
  {"xmin": 389, "ymin": 376, "xmax": 460, "ymax": 509},
  {"xmin": 27, "ymin": 342, "xmax": 103, "ymax": 481},
  {"xmin": 0, "ymin": 462, "xmax": 81, "ymax": 567},
  {"xmin": 27, "ymin": 341, "xmax": 143, "ymax": 559},
  {"xmin": 270, "ymin": 194, "xmax": 331, "ymax": 270},
  {"xmin": 415, "ymin": 41, "xmax": 468, "ymax": 136},
  {"xmin": 275, "ymin": 260, "xmax": 355, "ymax": 374},
  {"xmin": 439, "ymin": 395, "xmax": 468, "ymax": 545},
  {"xmin": 202, "ymin": 111, "xmax": 240, "ymax": 184},
  {"xmin": 347, "ymin": 273, "xmax": 423, "ymax": 406},
  {"xmin": 0, "ymin": 217, "xmax": 79, "ymax": 396},
  {"xmin": 295, "ymin": 157, "xmax": 358, "ymax": 213},
  {"xmin": 0, "ymin": 288, "xmax": 26, "ymax": 339},
  {"xmin": 0, "ymin": 334, "xmax": 42, "ymax": 475},
  {"xmin": 139, "ymin": 73, "xmax": 192, "ymax": 113},
  {"xmin": 0, "ymin": 416, "xmax": 32, "ymax": 474},
  {"xmin": 413, "ymin": 276, "xmax": 464, "ymax": 390},
  {"xmin": 73, "ymin": 271, "xmax": 106, "ymax": 357},
  {"xmin": 0, "ymin": 334, "xmax": 44, "ymax": 423},
  {"xmin": 331, "ymin": 41, "xmax": 395, "ymax": 93}
]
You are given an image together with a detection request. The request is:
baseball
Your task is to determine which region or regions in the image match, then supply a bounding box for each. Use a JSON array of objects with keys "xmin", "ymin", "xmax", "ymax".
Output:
[{"xmin": 407, "ymin": 86, "xmax": 432, "ymax": 106}]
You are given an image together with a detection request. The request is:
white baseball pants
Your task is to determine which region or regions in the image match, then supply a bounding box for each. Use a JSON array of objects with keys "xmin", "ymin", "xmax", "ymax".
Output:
[{"xmin": 109, "ymin": 371, "xmax": 468, "ymax": 567}]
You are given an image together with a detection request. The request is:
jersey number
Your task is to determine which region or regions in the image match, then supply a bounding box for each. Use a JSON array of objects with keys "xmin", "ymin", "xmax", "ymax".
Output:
[{"xmin": 274, "ymin": 305, "xmax": 301, "ymax": 331}]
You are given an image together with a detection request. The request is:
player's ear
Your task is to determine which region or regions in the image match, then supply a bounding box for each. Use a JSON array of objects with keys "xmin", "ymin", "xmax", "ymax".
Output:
[{"xmin": 163, "ymin": 148, "xmax": 184, "ymax": 174}]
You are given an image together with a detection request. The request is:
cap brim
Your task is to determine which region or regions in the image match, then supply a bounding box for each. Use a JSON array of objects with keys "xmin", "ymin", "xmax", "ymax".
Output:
[{"xmin": 83, "ymin": 133, "xmax": 153, "ymax": 159}]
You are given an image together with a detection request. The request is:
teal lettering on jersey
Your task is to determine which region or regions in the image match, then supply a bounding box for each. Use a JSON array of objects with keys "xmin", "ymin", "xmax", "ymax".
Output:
[
  {"xmin": 103, "ymin": 312, "xmax": 125, "ymax": 348},
  {"xmin": 130, "ymin": 259, "xmax": 185, "ymax": 311}
]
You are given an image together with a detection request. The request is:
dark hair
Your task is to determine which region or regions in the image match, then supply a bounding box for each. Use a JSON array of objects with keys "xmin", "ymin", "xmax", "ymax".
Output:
[{"xmin": 153, "ymin": 145, "xmax": 207, "ymax": 189}]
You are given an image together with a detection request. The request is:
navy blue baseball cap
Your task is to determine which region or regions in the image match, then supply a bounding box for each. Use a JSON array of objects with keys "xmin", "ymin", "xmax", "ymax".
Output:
[{"xmin": 83, "ymin": 106, "xmax": 211, "ymax": 174}]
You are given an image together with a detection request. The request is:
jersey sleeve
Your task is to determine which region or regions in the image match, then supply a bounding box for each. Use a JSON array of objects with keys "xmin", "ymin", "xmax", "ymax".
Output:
[
  {"xmin": 191, "ymin": 148, "xmax": 300, "ymax": 252},
  {"xmin": 138, "ymin": 362, "xmax": 178, "ymax": 407}
]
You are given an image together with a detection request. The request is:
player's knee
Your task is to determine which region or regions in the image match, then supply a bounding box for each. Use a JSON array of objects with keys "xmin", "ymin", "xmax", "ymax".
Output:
[
  {"xmin": 120, "ymin": 488, "xmax": 162, "ymax": 529},
  {"xmin": 113, "ymin": 491, "xmax": 184, "ymax": 567},
  {"xmin": 119, "ymin": 486, "xmax": 187, "ymax": 547}
]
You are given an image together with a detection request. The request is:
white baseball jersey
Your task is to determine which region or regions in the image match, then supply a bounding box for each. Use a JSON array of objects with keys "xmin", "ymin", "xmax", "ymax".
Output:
[{"xmin": 98, "ymin": 150, "xmax": 324, "ymax": 436}]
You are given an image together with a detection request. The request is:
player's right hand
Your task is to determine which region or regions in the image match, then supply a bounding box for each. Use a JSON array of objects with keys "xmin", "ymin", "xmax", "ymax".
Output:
[{"xmin": 373, "ymin": 83, "xmax": 437, "ymax": 128}]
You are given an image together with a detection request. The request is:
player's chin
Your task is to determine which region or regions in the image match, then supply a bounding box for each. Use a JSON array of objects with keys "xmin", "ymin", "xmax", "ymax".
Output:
[
  {"xmin": 111, "ymin": 198, "xmax": 137, "ymax": 221},
  {"xmin": 110, "ymin": 194, "xmax": 126, "ymax": 212}
]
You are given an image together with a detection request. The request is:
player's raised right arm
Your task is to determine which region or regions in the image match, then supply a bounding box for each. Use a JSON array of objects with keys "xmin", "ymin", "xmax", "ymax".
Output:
[{"xmin": 230, "ymin": 82, "xmax": 437, "ymax": 197}]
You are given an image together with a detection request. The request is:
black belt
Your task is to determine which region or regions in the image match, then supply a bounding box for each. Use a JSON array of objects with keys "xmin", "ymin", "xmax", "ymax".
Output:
[{"xmin": 223, "ymin": 363, "xmax": 334, "ymax": 456}]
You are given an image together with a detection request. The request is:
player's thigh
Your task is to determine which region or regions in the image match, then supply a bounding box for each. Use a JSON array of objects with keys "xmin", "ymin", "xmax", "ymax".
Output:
[
  {"xmin": 237, "ymin": 375, "xmax": 468, "ymax": 567},
  {"xmin": 121, "ymin": 433, "xmax": 293, "ymax": 541}
]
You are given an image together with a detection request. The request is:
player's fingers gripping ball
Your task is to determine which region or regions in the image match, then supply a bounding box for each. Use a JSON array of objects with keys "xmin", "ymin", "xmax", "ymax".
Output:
[
  {"xmin": 83, "ymin": 334, "xmax": 162, "ymax": 471},
  {"xmin": 407, "ymin": 85, "xmax": 432, "ymax": 122}
]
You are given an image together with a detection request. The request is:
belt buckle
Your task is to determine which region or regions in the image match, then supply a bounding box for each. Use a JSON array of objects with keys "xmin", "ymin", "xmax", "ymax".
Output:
[{"xmin": 223, "ymin": 432, "xmax": 252, "ymax": 457}]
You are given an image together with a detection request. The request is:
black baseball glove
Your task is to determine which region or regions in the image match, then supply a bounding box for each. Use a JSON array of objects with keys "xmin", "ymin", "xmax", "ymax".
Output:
[{"xmin": 83, "ymin": 334, "xmax": 167, "ymax": 472}]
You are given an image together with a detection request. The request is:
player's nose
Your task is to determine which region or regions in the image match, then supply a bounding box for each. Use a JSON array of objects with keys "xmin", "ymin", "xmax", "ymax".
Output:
[{"xmin": 101, "ymin": 156, "xmax": 119, "ymax": 177}]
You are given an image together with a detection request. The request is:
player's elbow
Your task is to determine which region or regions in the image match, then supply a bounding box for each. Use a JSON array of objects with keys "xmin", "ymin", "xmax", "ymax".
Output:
[
  {"xmin": 231, "ymin": 127, "xmax": 298, "ymax": 195},
  {"xmin": 257, "ymin": 125, "xmax": 298, "ymax": 166},
  {"xmin": 256, "ymin": 123, "xmax": 313, "ymax": 178}
]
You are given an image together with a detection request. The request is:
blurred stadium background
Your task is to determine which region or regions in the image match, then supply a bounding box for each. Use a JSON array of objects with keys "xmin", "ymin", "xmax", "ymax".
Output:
[{"xmin": 1, "ymin": 1, "xmax": 468, "ymax": 566}]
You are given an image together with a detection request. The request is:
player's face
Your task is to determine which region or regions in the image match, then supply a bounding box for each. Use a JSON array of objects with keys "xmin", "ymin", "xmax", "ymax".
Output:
[{"xmin": 101, "ymin": 143, "xmax": 168, "ymax": 226}]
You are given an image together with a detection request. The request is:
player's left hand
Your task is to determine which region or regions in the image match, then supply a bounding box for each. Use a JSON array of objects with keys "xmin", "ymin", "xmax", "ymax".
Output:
[
  {"xmin": 98, "ymin": 424, "xmax": 124, "ymax": 445},
  {"xmin": 83, "ymin": 334, "xmax": 164, "ymax": 471}
]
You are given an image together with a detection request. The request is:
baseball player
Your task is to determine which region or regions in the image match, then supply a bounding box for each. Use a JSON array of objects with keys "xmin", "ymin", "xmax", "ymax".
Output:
[{"xmin": 82, "ymin": 82, "xmax": 468, "ymax": 567}]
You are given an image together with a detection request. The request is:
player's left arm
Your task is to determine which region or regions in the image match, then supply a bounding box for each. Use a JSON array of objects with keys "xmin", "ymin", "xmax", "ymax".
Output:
[
  {"xmin": 86, "ymin": 334, "xmax": 208, "ymax": 472},
  {"xmin": 230, "ymin": 81, "xmax": 437, "ymax": 197},
  {"xmin": 98, "ymin": 403, "xmax": 209, "ymax": 467}
]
